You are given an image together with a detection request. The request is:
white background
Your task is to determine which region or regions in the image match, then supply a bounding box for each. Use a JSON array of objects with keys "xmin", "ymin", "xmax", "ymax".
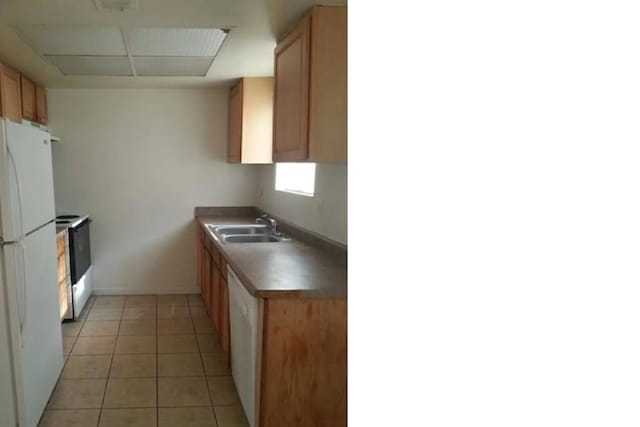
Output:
[{"xmin": 350, "ymin": 0, "xmax": 640, "ymax": 425}]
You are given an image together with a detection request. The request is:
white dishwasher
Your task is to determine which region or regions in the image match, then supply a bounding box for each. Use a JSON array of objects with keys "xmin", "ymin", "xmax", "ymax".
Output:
[{"xmin": 228, "ymin": 266, "xmax": 259, "ymax": 427}]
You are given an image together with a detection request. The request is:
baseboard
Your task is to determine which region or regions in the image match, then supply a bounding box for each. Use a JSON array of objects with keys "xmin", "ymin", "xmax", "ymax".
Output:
[{"xmin": 92, "ymin": 286, "xmax": 201, "ymax": 296}]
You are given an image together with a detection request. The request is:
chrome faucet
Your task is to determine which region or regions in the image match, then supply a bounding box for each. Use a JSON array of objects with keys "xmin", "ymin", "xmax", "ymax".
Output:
[{"xmin": 257, "ymin": 214, "xmax": 280, "ymax": 235}]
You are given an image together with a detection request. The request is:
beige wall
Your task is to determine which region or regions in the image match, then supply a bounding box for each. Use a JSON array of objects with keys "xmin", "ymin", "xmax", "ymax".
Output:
[
  {"xmin": 257, "ymin": 163, "xmax": 347, "ymax": 244},
  {"xmin": 49, "ymin": 89, "xmax": 259, "ymax": 294}
]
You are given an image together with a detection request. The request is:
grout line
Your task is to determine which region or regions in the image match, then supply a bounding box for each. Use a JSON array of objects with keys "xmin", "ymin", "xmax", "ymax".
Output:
[
  {"xmin": 96, "ymin": 301, "xmax": 123, "ymax": 426},
  {"xmin": 190, "ymin": 294, "xmax": 220, "ymax": 425}
]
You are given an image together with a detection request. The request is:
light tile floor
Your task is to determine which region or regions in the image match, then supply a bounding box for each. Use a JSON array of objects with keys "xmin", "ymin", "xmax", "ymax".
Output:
[{"xmin": 40, "ymin": 294, "xmax": 248, "ymax": 427}]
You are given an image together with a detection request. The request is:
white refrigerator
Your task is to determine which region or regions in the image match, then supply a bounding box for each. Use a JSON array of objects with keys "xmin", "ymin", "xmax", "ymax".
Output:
[{"xmin": 0, "ymin": 118, "xmax": 64, "ymax": 427}]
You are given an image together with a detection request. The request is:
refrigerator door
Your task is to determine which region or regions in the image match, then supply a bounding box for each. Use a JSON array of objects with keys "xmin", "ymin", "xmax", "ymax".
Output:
[
  {"xmin": 1, "ymin": 120, "xmax": 55, "ymax": 240},
  {"xmin": 0, "ymin": 252, "xmax": 19, "ymax": 427},
  {"xmin": 4, "ymin": 222, "xmax": 63, "ymax": 427}
]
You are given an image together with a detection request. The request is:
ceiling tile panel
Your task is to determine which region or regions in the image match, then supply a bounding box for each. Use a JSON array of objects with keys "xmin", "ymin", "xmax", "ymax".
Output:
[
  {"xmin": 127, "ymin": 28, "xmax": 227, "ymax": 57},
  {"xmin": 45, "ymin": 56, "xmax": 133, "ymax": 76},
  {"xmin": 133, "ymin": 56, "xmax": 213, "ymax": 76},
  {"xmin": 18, "ymin": 26, "xmax": 126, "ymax": 55}
]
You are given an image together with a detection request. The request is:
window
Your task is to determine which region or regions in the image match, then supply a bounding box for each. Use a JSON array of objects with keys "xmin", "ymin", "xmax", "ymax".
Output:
[{"xmin": 275, "ymin": 163, "xmax": 316, "ymax": 196}]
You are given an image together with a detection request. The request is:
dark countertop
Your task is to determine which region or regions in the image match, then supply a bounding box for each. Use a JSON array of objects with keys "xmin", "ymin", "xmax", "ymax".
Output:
[{"xmin": 197, "ymin": 216, "xmax": 347, "ymax": 299}]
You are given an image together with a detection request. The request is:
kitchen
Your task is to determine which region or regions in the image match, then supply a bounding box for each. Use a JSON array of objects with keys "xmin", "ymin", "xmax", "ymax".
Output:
[{"xmin": 0, "ymin": 1, "xmax": 346, "ymax": 426}]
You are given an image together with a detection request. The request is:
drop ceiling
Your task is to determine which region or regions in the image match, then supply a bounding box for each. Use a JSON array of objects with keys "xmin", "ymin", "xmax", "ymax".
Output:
[
  {"xmin": 17, "ymin": 26, "xmax": 229, "ymax": 77},
  {"xmin": 0, "ymin": 0, "xmax": 347, "ymax": 88}
]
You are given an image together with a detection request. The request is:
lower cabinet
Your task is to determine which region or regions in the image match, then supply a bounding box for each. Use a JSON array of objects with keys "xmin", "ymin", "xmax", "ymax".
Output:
[
  {"xmin": 196, "ymin": 224, "xmax": 347, "ymax": 426},
  {"xmin": 196, "ymin": 225, "xmax": 231, "ymax": 364},
  {"xmin": 257, "ymin": 298, "xmax": 347, "ymax": 427}
]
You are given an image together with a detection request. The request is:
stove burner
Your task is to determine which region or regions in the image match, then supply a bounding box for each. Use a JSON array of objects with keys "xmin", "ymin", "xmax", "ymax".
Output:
[{"xmin": 57, "ymin": 215, "xmax": 80, "ymax": 219}]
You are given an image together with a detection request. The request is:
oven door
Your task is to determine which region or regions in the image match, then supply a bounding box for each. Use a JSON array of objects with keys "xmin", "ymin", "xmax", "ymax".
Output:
[{"xmin": 69, "ymin": 219, "xmax": 91, "ymax": 284}]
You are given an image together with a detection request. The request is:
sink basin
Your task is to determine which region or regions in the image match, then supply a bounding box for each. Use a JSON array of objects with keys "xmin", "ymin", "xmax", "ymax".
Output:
[
  {"xmin": 207, "ymin": 223, "xmax": 291, "ymax": 244},
  {"xmin": 208, "ymin": 224, "xmax": 269, "ymax": 236},
  {"xmin": 222, "ymin": 234, "xmax": 281, "ymax": 243}
]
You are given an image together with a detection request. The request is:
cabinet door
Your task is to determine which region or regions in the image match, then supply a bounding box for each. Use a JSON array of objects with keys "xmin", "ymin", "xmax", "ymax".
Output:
[
  {"xmin": 198, "ymin": 230, "xmax": 206, "ymax": 295},
  {"xmin": 273, "ymin": 15, "xmax": 311, "ymax": 162},
  {"xmin": 0, "ymin": 64, "xmax": 22, "ymax": 123},
  {"xmin": 203, "ymin": 250, "xmax": 212, "ymax": 313},
  {"xmin": 197, "ymin": 232, "xmax": 202, "ymax": 292},
  {"xmin": 211, "ymin": 266, "xmax": 221, "ymax": 333},
  {"xmin": 227, "ymin": 81, "xmax": 243, "ymax": 163},
  {"xmin": 308, "ymin": 6, "xmax": 348, "ymax": 162},
  {"xmin": 219, "ymin": 275, "xmax": 230, "ymax": 364},
  {"xmin": 21, "ymin": 76, "xmax": 36, "ymax": 121},
  {"xmin": 35, "ymin": 85, "xmax": 48, "ymax": 125}
]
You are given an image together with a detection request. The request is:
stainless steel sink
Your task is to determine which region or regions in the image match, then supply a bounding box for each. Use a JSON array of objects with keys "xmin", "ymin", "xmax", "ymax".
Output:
[
  {"xmin": 207, "ymin": 223, "xmax": 290, "ymax": 244},
  {"xmin": 208, "ymin": 224, "xmax": 269, "ymax": 236},
  {"xmin": 222, "ymin": 234, "xmax": 281, "ymax": 243}
]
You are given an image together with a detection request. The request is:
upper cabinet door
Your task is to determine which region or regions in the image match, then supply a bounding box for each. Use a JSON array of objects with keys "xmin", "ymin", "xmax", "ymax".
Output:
[
  {"xmin": 35, "ymin": 85, "xmax": 48, "ymax": 125},
  {"xmin": 0, "ymin": 64, "xmax": 23, "ymax": 124},
  {"xmin": 21, "ymin": 75, "xmax": 36, "ymax": 122},
  {"xmin": 227, "ymin": 78, "xmax": 274, "ymax": 164},
  {"xmin": 227, "ymin": 81, "xmax": 243, "ymax": 163},
  {"xmin": 273, "ymin": 15, "xmax": 311, "ymax": 162},
  {"xmin": 308, "ymin": 6, "xmax": 348, "ymax": 162},
  {"xmin": 272, "ymin": 6, "xmax": 347, "ymax": 163}
]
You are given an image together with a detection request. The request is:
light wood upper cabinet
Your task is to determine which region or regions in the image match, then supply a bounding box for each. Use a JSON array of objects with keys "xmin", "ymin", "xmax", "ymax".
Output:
[
  {"xmin": 227, "ymin": 77, "xmax": 274, "ymax": 164},
  {"xmin": 0, "ymin": 64, "xmax": 23, "ymax": 123},
  {"xmin": 35, "ymin": 85, "xmax": 48, "ymax": 125},
  {"xmin": 273, "ymin": 5, "xmax": 347, "ymax": 163},
  {"xmin": 21, "ymin": 75, "xmax": 36, "ymax": 122},
  {"xmin": 273, "ymin": 16, "xmax": 311, "ymax": 161}
]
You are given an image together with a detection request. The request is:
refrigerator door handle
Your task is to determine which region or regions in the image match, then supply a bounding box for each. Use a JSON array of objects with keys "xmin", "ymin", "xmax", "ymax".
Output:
[
  {"xmin": 6, "ymin": 144, "xmax": 25, "ymax": 240},
  {"xmin": 15, "ymin": 241, "xmax": 27, "ymax": 340}
]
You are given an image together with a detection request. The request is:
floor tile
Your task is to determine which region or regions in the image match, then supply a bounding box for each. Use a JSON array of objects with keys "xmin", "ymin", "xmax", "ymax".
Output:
[
  {"xmin": 196, "ymin": 334, "xmax": 222, "ymax": 354},
  {"xmin": 158, "ymin": 407, "xmax": 217, "ymax": 427},
  {"xmin": 118, "ymin": 319, "xmax": 156, "ymax": 336},
  {"xmin": 98, "ymin": 408, "xmax": 156, "ymax": 427},
  {"xmin": 62, "ymin": 355, "xmax": 112, "ymax": 379},
  {"xmin": 80, "ymin": 321, "xmax": 120, "ymax": 337},
  {"xmin": 158, "ymin": 304, "xmax": 191, "ymax": 319},
  {"xmin": 214, "ymin": 406, "xmax": 249, "ymax": 427},
  {"xmin": 122, "ymin": 306, "xmax": 156, "ymax": 320},
  {"xmin": 207, "ymin": 377, "xmax": 241, "ymax": 406},
  {"xmin": 158, "ymin": 353, "xmax": 204, "ymax": 377},
  {"xmin": 158, "ymin": 318, "xmax": 194, "ymax": 335},
  {"xmin": 62, "ymin": 322, "xmax": 83, "ymax": 338},
  {"xmin": 158, "ymin": 377, "xmax": 211, "ymax": 407},
  {"xmin": 115, "ymin": 335, "xmax": 156, "ymax": 354},
  {"xmin": 72, "ymin": 337, "xmax": 117, "ymax": 355},
  {"xmin": 48, "ymin": 379, "xmax": 107, "ymax": 409},
  {"xmin": 188, "ymin": 295, "xmax": 204, "ymax": 307},
  {"xmin": 92, "ymin": 298, "xmax": 125, "ymax": 311},
  {"xmin": 118, "ymin": 319, "xmax": 157, "ymax": 336},
  {"xmin": 125, "ymin": 295, "xmax": 157, "ymax": 306},
  {"xmin": 158, "ymin": 295, "xmax": 188, "ymax": 305},
  {"xmin": 158, "ymin": 335, "xmax": 198, "ymax": 353},
  {"xmin": 201, "ymin": 353, "xmax": 230, "ymax": 376},
  {"xmin": 110, "ymin": 354, "xmax": 156, "ymax": 378},
  {"xmin": 103, "ymin": 378, "xmax": 156, "ymax": 408},
  {"xmin": 87, "ymin": 309, "xmax": 123, "ymax": 321},
  {"xmin": 39, "ymin": 409, "xmax": 100, "ymax": 427},
  {"xmin": 63, "ymin": 337, "xmax": 76, "ymax": 355},
  {"xmin": 95, "ymin": 296, "xmax": 126, "ymax": 304},
  {"xmin": 189, "ymin": 306, "xmax": 208, "ymax": 319},
  {"xmin": 192, "ymin": 318, "xmax": 214, "ymax": 334}
]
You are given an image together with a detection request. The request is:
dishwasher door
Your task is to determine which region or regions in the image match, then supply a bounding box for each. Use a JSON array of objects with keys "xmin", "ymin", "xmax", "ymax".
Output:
[{"xmin": 228, "ymin": 266, "xmax": 258, "ymax": 427}]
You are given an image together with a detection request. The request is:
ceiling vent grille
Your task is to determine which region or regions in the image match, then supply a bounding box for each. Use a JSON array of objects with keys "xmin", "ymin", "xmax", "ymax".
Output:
[{"xmin": 93, "ymin": 0, "xmax": 138, "ymax": 11}]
